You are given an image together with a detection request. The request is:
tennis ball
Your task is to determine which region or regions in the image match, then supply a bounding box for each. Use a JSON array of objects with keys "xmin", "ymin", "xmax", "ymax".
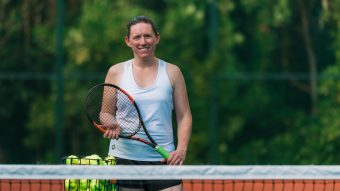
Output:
[
  {"xmin": 79, "ymin": 179, "xmax": 89, "ymax": 190},
  {"xmin": 64, "ymin": 179, "xmax": 78, "ymax": 191},
  {"xmin": 89, "ymin": 179, "xmax": 100, "ymax": 191},
  {"xmin": 85, "ymin": 154, "xmax": 101, "ymax": 165},
  {"xmin": 99, "ymin": 158, "xmax": 106, "ymax": 165},
  {"xmin": 104, "ymin": 155, "xmax": 116, "ymax": 166},
  {"xmin": 65, "ymin": 155, "xmax": 80, "ymax": 165},
  {"xmin": 80, "ymin": 156, "xmax": 91, "ymax": 165}
]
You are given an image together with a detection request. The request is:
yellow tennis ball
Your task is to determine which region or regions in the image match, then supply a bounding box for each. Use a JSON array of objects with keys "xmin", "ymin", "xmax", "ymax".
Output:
[
  {"xmin": 99, "ymin": 158, "xmax": 106, "ymax": 165},
  {"xmin": 79, "ymin": 179, "xmax": 89, "ymax": 190},
  {"xmin": 89, "ymin": 154, "xmax": 101, "ymax": 159},
  {"xmin": 89, "ymin": 179, "xmax": 100, "ymax": 191},
  {"xmin": 65, "ymin": 155, "xmax": 80, "ymax": 165},
  {"xmin": 64, "ymin": 179, "xmax": 71, "ymax": 190},
  {"xmin": 80, "ymin": 157, "xmax": 91, "ymax": 165},
  {"xmin": 64, "ymin": 179, "xmax": 78, "ymax": 191},
  {"xmin": 85, "ymin": 154, "xmax": 101, "ymax": 165},
  {"xmin": 104, "ymin": 155, "xmax": 116, "ymax": 166}
]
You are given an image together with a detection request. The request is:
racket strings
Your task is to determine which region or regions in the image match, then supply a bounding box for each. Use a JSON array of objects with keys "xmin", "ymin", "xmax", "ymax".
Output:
[
  {"xmin": 115, "ymin": 90, "xmax": 141, "ymax": 136},
  {"xmin": 86, "ymin": 85, "xmax": 141, "ymax": 137}
]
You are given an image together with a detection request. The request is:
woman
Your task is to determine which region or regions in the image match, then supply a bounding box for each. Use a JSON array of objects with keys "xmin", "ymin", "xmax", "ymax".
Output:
[{"xmin": 103, "ymin": 16, "xmax": 192, "ymax": 191}]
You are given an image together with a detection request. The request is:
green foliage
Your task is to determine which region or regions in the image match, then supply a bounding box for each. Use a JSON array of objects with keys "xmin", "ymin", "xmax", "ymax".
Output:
[{"xmin": 0, "ymin": 0, "xmax": 340, "ymax": 165}]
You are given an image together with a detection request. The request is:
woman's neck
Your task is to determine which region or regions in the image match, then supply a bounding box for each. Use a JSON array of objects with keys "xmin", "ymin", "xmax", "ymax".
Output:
[{"xmin": 132, "ymin": 57, "xmax": 157, "ymax": 68}]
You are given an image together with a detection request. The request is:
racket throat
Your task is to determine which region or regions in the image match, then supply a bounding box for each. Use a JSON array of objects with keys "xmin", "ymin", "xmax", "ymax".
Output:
[{"xmin": 132, "ymin": 137, "xmax": 156, "ymax": 148}]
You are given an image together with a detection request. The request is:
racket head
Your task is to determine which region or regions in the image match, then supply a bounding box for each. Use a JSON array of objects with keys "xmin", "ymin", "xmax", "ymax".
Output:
[{"xmin": 84, "ymin": 83, "xmax": 142, "ymax": 138}]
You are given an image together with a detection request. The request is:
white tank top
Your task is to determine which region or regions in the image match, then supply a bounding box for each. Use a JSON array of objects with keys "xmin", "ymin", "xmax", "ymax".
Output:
[{"xmin": 108, "ymin": 59, "xmax": 175, "ymax": 161}]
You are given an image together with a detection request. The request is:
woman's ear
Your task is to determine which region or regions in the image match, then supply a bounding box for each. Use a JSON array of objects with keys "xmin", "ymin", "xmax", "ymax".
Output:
[
  {"xmin": 155, "ymin": 33, "xmax": 160, "ymax": 44},
  {"xmin": 125, "ymin": 36, "xmax": 132, "ymax": 47}
]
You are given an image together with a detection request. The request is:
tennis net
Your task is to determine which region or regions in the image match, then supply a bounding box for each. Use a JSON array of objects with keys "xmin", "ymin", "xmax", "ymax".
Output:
[{"xmin": 1, "ymin": 165, "xmax": 340, "ymax": 191}]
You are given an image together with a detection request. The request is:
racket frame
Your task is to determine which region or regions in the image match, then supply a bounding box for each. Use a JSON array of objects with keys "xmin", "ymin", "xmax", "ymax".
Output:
[{"xmin": 85, "ymin": 83, "xmax": 170, "ymax": 159}]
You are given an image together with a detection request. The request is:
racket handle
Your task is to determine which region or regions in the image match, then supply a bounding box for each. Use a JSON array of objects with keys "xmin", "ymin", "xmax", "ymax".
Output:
[{"xmin": 155, "ymin": 146, "xmax": 170, "ymax": 159}]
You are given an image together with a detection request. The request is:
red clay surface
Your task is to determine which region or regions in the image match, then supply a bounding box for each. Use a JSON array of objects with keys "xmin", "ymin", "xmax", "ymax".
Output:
[{"xmin": 1, "ymin": 179, "xmax": 340, "ymax": 191}]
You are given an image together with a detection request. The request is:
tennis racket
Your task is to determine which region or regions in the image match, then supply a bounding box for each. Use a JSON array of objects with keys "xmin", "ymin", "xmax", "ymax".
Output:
[{"xmin": 84, "ymin": 83, "xmax": 170, "ymax": 159}]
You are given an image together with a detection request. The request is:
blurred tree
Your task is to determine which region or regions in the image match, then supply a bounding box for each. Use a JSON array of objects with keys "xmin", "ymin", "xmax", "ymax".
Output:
[
  {"xmin": 0, "ymin": 0, "xmax": 339, "ymax": 165},
  {"xmin": 0, "ymin": 0, "xmax": 55, "ymax": 163}
]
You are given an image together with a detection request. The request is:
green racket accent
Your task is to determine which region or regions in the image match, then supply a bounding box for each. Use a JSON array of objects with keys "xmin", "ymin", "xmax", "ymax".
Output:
[{"xmin": 155, "ymin": 146, "xmax": 170, "ymax": 159}]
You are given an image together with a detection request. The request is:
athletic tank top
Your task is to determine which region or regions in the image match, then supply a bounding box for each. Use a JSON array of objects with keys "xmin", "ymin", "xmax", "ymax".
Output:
[{"xmin": 108, "ymin": 59, "xmax": 175, "ymax": 161}]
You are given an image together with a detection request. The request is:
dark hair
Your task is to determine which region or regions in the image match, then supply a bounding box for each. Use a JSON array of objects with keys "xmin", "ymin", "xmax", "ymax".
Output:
[{"xmin": 126, "ymin": 16, "xmax": 159, "ymax": 37}]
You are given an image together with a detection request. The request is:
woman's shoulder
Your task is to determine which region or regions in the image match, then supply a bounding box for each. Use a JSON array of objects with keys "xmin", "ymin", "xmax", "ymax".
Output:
[
  {"xmin": 165, "ymin": 62, "xmax": 181, "ymax": 76},
  {"xmin": 109, "ymin": 62, "xmax": 125, "ymax": 72},
  {"xmin": 105, "ymin": 62, "xmax": 126, "ymax": 84},
  {"xmin": 164, "ymin": 62, "xmax": 183, "ymax": 87}
]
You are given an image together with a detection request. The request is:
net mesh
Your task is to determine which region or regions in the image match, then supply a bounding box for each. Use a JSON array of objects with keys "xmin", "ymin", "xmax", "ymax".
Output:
[{"xmin": 1, "ymin": 165, "xmax": 340, "ymax": 191}]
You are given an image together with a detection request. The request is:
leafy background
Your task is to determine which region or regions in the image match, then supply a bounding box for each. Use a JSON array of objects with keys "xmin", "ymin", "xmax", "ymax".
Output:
[{"xmin": 0, "ymin": 0, "xmax": 339, "ymax": 164}]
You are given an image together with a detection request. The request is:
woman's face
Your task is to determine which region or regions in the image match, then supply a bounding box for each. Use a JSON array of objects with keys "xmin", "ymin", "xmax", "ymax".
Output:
[{"xmin": 125, "ymin": 22, "xmax": 160, "ymax": 59}]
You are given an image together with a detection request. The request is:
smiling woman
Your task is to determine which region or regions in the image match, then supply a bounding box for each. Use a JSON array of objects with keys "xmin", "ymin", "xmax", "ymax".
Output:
[
  {"xmin": 125, "ymin": 22, "xmax": 159, "ymax": 60},
  {"xmin": 91, "ymin": 16, "xmax": 193, "ymax": 191}
]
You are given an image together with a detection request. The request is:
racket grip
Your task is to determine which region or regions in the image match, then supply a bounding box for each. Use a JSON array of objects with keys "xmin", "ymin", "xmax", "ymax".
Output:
[{"xmin": 155, "ymin": 146, "xmax": 170, "ymax": 159}]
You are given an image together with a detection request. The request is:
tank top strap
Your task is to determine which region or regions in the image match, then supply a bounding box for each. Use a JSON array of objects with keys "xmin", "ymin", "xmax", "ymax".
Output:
[
  {"xmin": 157, "ymin": 59, "xmax": 171, "ymax": 88},
  {"xmin": 119, "ymin": 60, "xmax": 133, "ymax": 88}
]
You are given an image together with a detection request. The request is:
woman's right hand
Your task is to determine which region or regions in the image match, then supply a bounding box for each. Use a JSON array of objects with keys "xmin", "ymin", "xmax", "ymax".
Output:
[{"xmin": 101, "ymin": 123, "xmax": 120, "ymax": 140}]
